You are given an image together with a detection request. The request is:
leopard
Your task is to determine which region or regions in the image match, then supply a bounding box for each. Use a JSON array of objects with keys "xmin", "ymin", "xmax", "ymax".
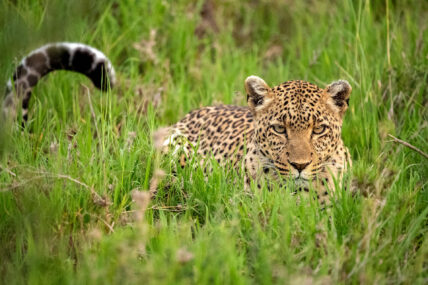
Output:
[
  {"xmin": 2, "ymin": 42, "xmax": 352, "ymax": 205},
  {"xmin": 164, "ymin": 76, "xmax": 352, "ymax": 205}
]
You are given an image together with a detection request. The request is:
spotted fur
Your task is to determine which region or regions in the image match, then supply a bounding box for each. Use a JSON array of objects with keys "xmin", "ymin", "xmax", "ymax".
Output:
[
  {"xmin": 2, "ymin": 42, "xmax": 115, "ymax": 121},
  {"xmin": 4, "ymin": 43, "xmax": 352, "ymax": 205},
  {"xmin": 165, "ymin": 76, "xmax": 352, "ymax": 205}
]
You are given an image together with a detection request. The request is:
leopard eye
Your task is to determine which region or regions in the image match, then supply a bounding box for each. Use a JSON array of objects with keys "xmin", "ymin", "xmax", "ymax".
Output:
[
  {"xmin": 271, "ymin": 124, "xmax": 286, "ymax": 134},
  {"xmin": 313, "ymin": 125, "xmax": 327, "ymax": 135}
]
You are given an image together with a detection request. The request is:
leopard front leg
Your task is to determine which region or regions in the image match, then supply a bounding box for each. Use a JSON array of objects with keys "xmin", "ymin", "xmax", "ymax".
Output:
[{"xmin": 315, "ymin": 159, "xmax": 350, "ymax": 207}]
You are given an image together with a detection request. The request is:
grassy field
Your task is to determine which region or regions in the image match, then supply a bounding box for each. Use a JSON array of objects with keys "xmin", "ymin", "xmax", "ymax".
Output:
[{"xmin": 0, "ymin": 0, "xmax": 427, "ymax": 284}]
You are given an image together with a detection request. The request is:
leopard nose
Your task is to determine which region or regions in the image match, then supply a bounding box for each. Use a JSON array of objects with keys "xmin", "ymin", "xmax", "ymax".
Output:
[{"xmin": 288, "ymin": 160, "xmax": 311, "ymax": 172}]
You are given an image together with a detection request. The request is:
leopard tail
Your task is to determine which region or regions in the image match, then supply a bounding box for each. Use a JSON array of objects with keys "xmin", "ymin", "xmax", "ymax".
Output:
[{"xmin": 2, "ymin": 42, "xmax": 115, "ymax": 121}]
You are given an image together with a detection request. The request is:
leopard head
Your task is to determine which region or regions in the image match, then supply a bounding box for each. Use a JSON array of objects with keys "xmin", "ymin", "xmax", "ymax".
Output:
[{"xmin": 245, "ymin": 76, "xmax": 352, "ymax": 188}]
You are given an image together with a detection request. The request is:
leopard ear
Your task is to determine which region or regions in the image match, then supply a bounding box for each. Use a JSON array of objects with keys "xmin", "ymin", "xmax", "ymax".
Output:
[
  {"xmin": 245, "ymin": 75, "xmax": 273, "ymax": 115},
  {"xmin": 325, "ymin": 80, "xmax": 352, "ymax": 117}
]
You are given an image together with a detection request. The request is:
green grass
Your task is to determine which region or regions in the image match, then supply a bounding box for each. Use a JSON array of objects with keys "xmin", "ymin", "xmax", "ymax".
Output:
[{"xmin": 0, "ymin": 0, "xmax": 427, "ymax": 284}]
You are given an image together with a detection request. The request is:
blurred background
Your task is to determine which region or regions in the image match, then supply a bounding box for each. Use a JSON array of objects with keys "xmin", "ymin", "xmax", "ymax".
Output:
[
  {"xmin": 1, "ymin": 0, "xmax": 427, "ymax": 167},
  {"xmin": 0, "ymin": 1, "xmax": 427, "ymax": 283}
]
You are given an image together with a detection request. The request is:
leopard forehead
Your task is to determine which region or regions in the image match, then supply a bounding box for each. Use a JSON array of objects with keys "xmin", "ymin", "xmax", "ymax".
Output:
[{"xmin": 265, "ymin": 80, "xmax": 330, "ymax": 128}]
